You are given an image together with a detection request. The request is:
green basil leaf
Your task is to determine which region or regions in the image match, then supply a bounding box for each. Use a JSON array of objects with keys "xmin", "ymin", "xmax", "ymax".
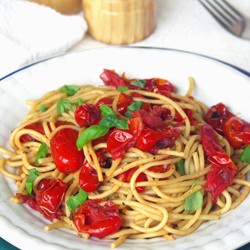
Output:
[
  {"xmin": 39, "ymin": 104, "xmax": 47, "ymax": 112},
  {"xmin": 124, "ymin": 101, "xmax": 143, "ymax": 117},
  {"xmin": 35, "ymin": 142, "xmax": 49, "ymax": 166},
  {"xmin": 114, "ymin": 119, "xmax": 129, "ymax": 130},
  {"xmin": 240, "ymin": 145, "xmax": 250, "ymax": 163},
  {"xmin": 118, "ymin": 86, "xmax": 129, "ymax": 92},
  {"xmin": 184, "ymin": 181, "xmax": 203, "ymax": 211},
  {"xmin": 176, "ymin": 159, "xmax": 185, "ymax": 176},
  {"xmin": 67, "ymin": 189, "xmax": 88, "ymax": 212},
  {"xmin": 76, "ymin": 98, "xmax": 84, "ymax": 106},
  {"xmin": 59, "ymin": 85, "xmax": 80, "ymax": 96},
  {"xmin": 130, "ymin": 79, "xmax": 146, "ymax": 89},
  {"xmin": 99, "ymin": 114, "xmax": 117, "ymax": 128},
  {"xmin": 76, "ymin": 125, "xmax": 109, "ymax": 150},
  {"xmin": 100, "ymin": 105, "xmax": 116, "ymax": 116},
  {"xmin": 26, "ymin": 168, "xmax": 39, "ymax": 196},
  {"xmin": 57, "ymin": 98, "xmax": 75, "ymax": 115}
]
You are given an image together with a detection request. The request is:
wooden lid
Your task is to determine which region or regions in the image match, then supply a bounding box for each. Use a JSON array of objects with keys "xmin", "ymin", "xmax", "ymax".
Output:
[
  {"xmin": 30, "ymin": 0, "xmax": 82, "ymax": 14},
  {"xmin": 83, "ymin": 0, "xmax": 157, "ymax": 44}
]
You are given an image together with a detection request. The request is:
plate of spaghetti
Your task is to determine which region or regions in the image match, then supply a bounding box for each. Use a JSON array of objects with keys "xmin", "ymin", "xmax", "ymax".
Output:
[{"xmin": 0, "ymin": 47, "xmax": 250, "ymax": 250}]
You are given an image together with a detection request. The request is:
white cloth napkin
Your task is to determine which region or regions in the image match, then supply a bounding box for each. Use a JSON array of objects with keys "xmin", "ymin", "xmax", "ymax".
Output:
[{"xmin": 0, "ymin": 0, "xmax": 87, "ymax": 78}]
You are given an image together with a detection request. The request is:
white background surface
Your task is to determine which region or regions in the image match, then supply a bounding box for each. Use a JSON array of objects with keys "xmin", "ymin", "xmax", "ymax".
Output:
[
  {"xmin": 0, "ymin": 0, "xmax": 250, "ymax": 79},
  {"xmin": 71, "ymin": 0, "xmax": 250, "ymax": 73}
]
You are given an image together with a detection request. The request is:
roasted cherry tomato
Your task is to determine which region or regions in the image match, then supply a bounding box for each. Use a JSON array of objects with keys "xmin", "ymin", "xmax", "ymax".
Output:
[
  {"xmin": 200, "ymin": 123, "xmax": 224, "ymax": 156},
  {"xmin": 17, "ymin": 178, "xmax": 67, "ymax": 221},
  {"xmin": 20, "ymin": 121, "xmax": 72, "ymax": 143},
  {"xmin": 20, "ymin": 122, "xmax": 45, "ymax": 143},
  {"xmin": 100, "ymin": 69, "xmax": 126, "ymax": 88},
  {"xmin": 50, "ymin": 128, "xmax": 84, "ymax": 174},
  {"xmin": 132, "ymin": 109, "xmax": 164, "ymax": 129},
  {"xmin": 79, "ymin": 161, "xmax": 99, "ymax": 192},
  {"xmin": 205, "ymin": 152, "xmax": 238, "ymax": 203},
  {"xmin": 117, "ymin": 93, "xmax": 133, "ymax": 115},
  {"xmin": 135, "ymin": 127, "xmax": 180, "ymax": 153},
  {"xmin": 201, "ymin": 123, "xmax": 238, "ymax": 203},
  {"xmin": 96, "ymin": 97, "xmax": 113, "ymax": 109},
  {"xmin": 36, "ymin": 178, "xmax": 67, "ymax": 219},
  {"xmin": 223, "ymin": 116, "xmax": 250, "ymax": 149},
  {"xmin": 107, "ymin": 129, "xmax": 134, "ymax": 159},
  {"xmin": 73, "ymin": 199, "xmax": 122, "ymax": 238},
  {"xmin": 205, "ymin": 103, "xmax": 233, "ymax": 134},
  {"xmin": 117, "ymin": 167, "xmax": 147, "ymax": 193},
  {"xmin": 75, "ymin": 104, "xmax": 101, "ymax": 127},
  {"xmin": 107, "ymin": 117, "xmax": 143, "ymax": 159},
  {"xmin": 145, "ymin": 78, "xmax": 175, "ymax": 96},
  {"xmin": 148, "ymin": 164, "xmax": 170, "ymax": 173}
]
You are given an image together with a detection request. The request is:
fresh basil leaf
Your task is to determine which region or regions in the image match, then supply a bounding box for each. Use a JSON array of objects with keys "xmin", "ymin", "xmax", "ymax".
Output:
[
  {"xmin": 39, "ymin": 104, "xmax": 47, "ymax": 112},
  {"xmin": 184, "ymin": 181, "xmax": 203, "ymax": 211},
  {"xmin": 59, "ymin": 85, "xmax": 80, "ymax": 97},
  {"xmin": 76, "ymin": 98, "xmax": 84, "ymax": 106},
  {"xmin": 114, "ymin": 119, "xmax": 129, "ymax": 130},
  {"xmin": 67, "ymin": 189, "xmax": 88, "ymax": 212},
  {"xmin": 240, "ymin": 145, "xmax": 250, "ymax": 163},
  {"xmin": 26, "ymin": 168, "xmax": 39, "ymax": 196},
  {"xmin": 124, "ymin": 101, "xmax": 143, "ymax": 117},
  {"xmin": 35, "ymin": 142, "xmax": 49, "ymax": 166},
  {"xmin": 118, "ymin": 86, "xmax": 129, "ymax": 92},
  {"xmin": 130, "ymin": 79, "xmax": 146, "ymax": 89},
  {"xmin": 100, "ymin": 105, "xmax": 116, "ymax": 116},
  {"xmin": 99, "ymin": 114, "xmax": 117, "ymax": 128},
  {"xmin": 57, "ymin": 98, "xmax": 75, "ymax": 115},
  {"xmin": 176, "ymin": 159, "xmax": 185, "ymax": 176},
  {"xmin": 77, "ymin": 125, "xmax": 109, "ymax": 150}
]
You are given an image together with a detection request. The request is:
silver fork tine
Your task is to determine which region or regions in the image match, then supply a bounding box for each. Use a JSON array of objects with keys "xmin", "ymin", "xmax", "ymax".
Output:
[
  {"xmin": 218, "ymin": 0, "xmax": 244, "ymax": 21},
  {"xmin": 199, "ymin": 0, "xmax": 246, "ymax": 37}
]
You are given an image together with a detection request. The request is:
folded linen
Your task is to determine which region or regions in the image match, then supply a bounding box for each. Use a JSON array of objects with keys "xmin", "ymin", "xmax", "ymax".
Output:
[{"xmin": 0, "ymin": 0, "xmax": 87, "ymax": 79}]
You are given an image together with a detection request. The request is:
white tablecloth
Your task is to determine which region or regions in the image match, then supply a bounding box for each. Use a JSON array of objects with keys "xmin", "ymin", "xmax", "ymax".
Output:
[
  {"xmin": 71, "ymin": 0, "xmax": 250, "ymax": 74},
  {"xmin": 1, "ymin": 0, "xmax": 250, "ymax": 79}
]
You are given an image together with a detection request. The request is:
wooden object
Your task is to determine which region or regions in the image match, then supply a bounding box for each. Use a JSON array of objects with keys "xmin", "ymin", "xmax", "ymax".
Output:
[
  {"xmin": 82, "ymin": 0, "xmax": 156, "ymax": 44},
  {"xmin": 30, "ymin": 0, "xmax": 82, "ymax": 14}
]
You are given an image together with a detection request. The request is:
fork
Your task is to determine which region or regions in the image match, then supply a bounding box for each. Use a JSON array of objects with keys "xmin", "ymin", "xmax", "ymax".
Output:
[{"xmin": 199, "ymin": 0, "xmax": 250, "ymax": 39}]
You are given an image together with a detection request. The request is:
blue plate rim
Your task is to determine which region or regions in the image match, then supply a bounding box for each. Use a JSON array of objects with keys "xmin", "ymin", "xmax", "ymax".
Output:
[{"xmin": 0, "ymin": 46, "xmax": 249, "ymax": 82}]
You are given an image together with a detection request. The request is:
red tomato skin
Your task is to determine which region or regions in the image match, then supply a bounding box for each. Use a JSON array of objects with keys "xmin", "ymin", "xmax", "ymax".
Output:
[
  {"xmin": 20, "ymin": 122, "xmax": 45, "ymax": 143},
  {"xmin": 79, "ymin": 161, "xmax": 99, "ymax": 192},
  {"xmin": 148, "ymin": 164, "xmax": 170, "ymax": 173},
  {"xmin": 201, "ymin": 124, "xmax": 238, "ymax": 203},
  {"xmin": 20, "ymin": 121, "xmax": 72, "ymax": 143},
  {"xmin": 200, "ymin": 123, "xmax": 224, "ymax": 156},
  {"xmin": 36, "ymin": 178, "xmax": 67, "ymax": 219},
  {"xmin": 223, "ymin": 116, "xmax": 250, "ymax": 149},
  {"xmin": 75, "ymin": 104, "xmax": 101, "ymax": 127},
  {"xmin": 117, "ymin": 167, "xmax": 147, "ymax": 193},
  {"xmin": 144, "ymin": 78, "xmax": 175, "ymax": 96},
  {"xmin": 205, "ymin": 163, "xmax": 238, "ymax": 203},
  {"xmin": 107, "ymin": 129, "xmax": 134, "ymax": 159},
  {"xmin": 100, "ymin": 69, "xmax": 126, "ymax": 88},
  {"xmin": 73, "ymin": 199, "xmax": 122, "ymax": 238},
  {"xmin": 50, "ymin": 128, "xmax": 84, "ymax": 174},
  {"xmin": 117, "ymin": 93, "xmax": 133, "ymax": 115},
  {"xmin": 135, "ymin": 128, "xmax": 180, "ymax": 153},
  {"xmin": 96, "ymin": 97, "xmax": 113, "ymax": 108},
  {"xmin": 16, "ymin": 179, "xmax": 67, "ymax": 221},
  {"xmin": 205, "ymin": 103, "xmax": 233, "ymax": 134}
]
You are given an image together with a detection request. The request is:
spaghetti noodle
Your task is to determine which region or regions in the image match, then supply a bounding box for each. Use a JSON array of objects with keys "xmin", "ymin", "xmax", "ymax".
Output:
[{"xmin": 1, "ymin": 69, "xmax": 250, "ymax": 248}]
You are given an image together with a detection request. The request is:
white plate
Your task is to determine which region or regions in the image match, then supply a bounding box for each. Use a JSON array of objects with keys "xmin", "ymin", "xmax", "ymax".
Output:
[{"xmin": 0, "ymin": 47, "xmax": 250, "ymax": 250}]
